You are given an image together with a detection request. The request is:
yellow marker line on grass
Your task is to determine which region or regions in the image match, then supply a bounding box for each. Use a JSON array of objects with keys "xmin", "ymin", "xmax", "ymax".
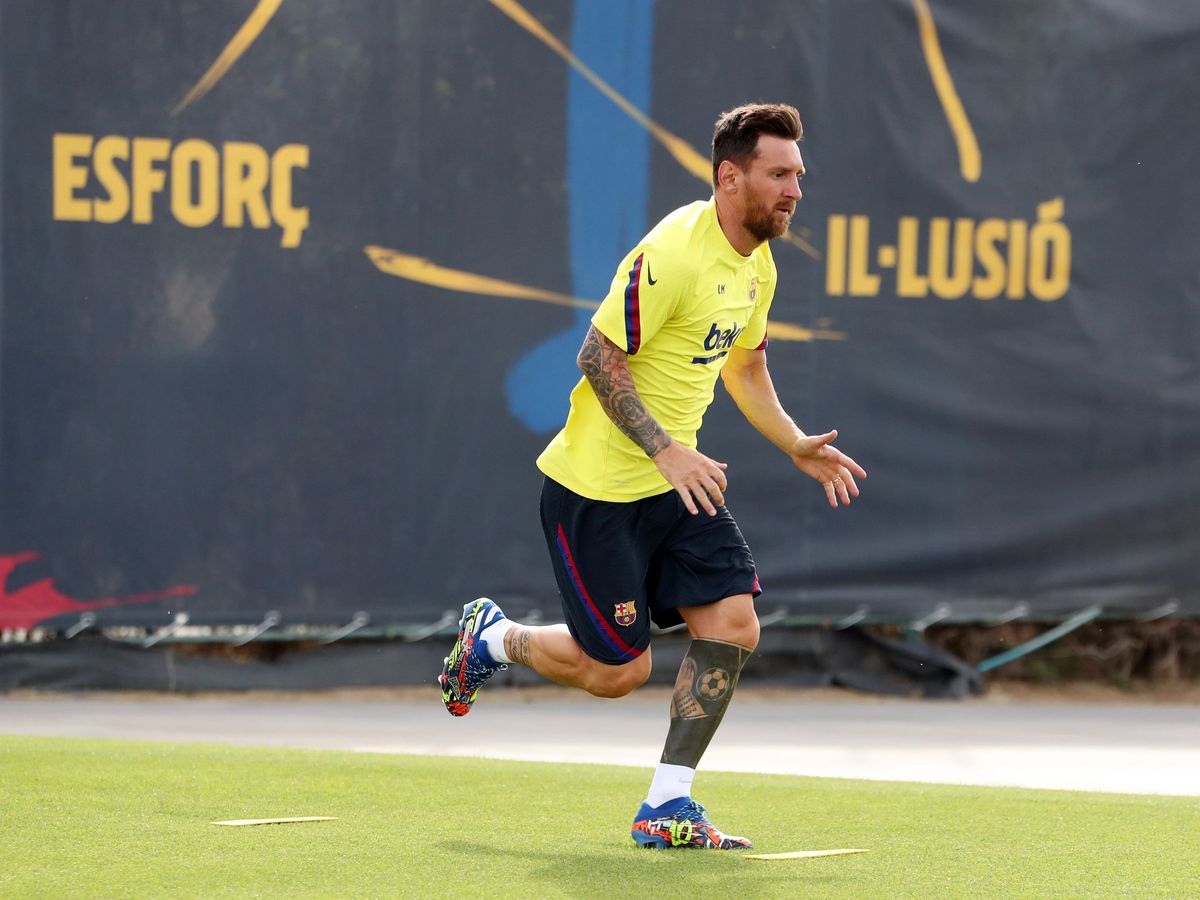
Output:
[
  {"xmin": 745, "ymin": 848, "xmax": 868, "ymax": 860},
  {"xmin": 212, "ymin": 816, "xmax": 337, "ymax": 827}
]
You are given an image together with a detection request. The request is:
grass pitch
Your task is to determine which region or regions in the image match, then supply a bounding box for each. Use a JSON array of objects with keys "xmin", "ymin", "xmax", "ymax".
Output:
[{"xmin": 1, "ymin": 736, "xmax": 1196, "ymax": 898}]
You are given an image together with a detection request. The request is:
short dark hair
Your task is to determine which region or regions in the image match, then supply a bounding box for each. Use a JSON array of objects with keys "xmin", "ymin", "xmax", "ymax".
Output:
[{"xmin": 711, "ymin": 103, "xmax": 803, "ymax": 185}]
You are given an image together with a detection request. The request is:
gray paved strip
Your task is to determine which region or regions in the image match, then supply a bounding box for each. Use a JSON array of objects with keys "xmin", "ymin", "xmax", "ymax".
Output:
[{"xmin": 2, "ymin": 688, "xmax": 1197, "ymax": 797}]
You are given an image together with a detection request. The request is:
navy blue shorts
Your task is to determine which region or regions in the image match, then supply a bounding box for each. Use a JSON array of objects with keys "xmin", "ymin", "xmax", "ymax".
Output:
[{"xmin": 539, "ymin": 476, "xmax": 761, "ymax": 666}]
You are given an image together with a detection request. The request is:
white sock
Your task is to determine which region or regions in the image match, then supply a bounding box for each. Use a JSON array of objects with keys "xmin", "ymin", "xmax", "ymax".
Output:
[
  {"xmin": 480, "ymin": 617, "xmax": 516, "ymax": 664},
  {"xmin": 645, "ymin": 763, "xmax": 695, "ymax": 808}
]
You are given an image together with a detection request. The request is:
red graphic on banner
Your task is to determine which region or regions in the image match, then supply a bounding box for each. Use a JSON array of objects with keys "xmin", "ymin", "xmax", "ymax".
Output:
[{"xmin": 0, "ymin": 551, "xmax": 197, "ymax": 630}]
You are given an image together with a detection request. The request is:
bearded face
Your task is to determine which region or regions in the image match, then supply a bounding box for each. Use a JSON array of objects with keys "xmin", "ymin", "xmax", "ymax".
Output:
[
  {"xmin": 735, "ymin": 136, "xmax": 803, "ymax": 244},
  {"xmin": 714, "ymin": 135, "xmax": 804, "ymax": 255},
  {"xmin": 742, "ymin": 183, "xmax": 796, "ymax": 243}
]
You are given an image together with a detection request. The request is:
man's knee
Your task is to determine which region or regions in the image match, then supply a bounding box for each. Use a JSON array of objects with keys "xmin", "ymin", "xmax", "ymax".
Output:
[
  {"xmin": 683, "ymin": 594, "xmax": 760, "ymax": 650},
  {"xmin": 734, "ymin": 608, "xmax": 761, "ymax": 650},
  {"xmin": 582, "ymin": 651, "xmax": 651, "ymax": 698}
]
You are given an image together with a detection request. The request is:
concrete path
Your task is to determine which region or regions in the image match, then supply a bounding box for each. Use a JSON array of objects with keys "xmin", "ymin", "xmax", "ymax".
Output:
[{"xmin": 3, "ymin": 687, "xmax": 1198, "ymax": 797}]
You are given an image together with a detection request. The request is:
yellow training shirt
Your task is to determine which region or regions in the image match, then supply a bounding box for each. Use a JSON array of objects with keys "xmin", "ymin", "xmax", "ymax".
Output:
[{"xmin": 537, "ymin": 199, "xmax": 777, "ymax": 501}]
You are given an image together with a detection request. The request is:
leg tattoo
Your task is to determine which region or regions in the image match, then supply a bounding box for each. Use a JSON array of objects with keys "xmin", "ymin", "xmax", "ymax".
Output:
[
  {"xmin": 661, "ymin": 639, "xmax": 751, "ymax": 768},
  {"xmin": 504, "ymin": 627, "xmax": 533, "ymax": 667}
]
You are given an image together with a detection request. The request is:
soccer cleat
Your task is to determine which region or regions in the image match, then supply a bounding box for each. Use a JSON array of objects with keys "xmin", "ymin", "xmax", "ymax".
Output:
[
  {"xmin": 630, "ymin": 797, "xmax": 752, "ymax": 849},
  {"xmin": 438, "ymin": 598, "xmax": 508, "ymax": 717}
]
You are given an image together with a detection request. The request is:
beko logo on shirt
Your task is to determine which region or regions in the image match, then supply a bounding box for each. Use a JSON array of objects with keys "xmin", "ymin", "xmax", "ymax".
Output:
[
  {"xmin": 704, "ymin": 321, "xmax": 744, "ymax": 352},
  {"xmin": 692, "ymin": 321, "xmax": 745, "ymax": 365}
]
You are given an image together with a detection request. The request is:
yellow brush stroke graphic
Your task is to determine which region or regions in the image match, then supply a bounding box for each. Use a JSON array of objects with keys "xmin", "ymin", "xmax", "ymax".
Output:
[
  {"xmin": 172, "ymin": 0, "xmax": 283, "ymax": 115},
  {"xmin": 779, "ymin": 230, "xmax": 818, "ymax": 255},
  {"xmin": 364, "ymin": 246, "xmax": 843, "ymax": 342},
  {"xmin": 489, "ymin": 0, "xmax": 709, "ymax": 182},
  {"xmin": 913, "ymin": 0, "xmax": 981, "ymax": 183},
  {"xmin": 489, "ymin": 0, "xmax": 820, "ymax": 260},
  {"xmin": 366, "ymin": 246, "xmax": 597, "ymax": 311},
  {"xmin": 766, "ymin": 319, "xmax": 844, "ymax": 343}
]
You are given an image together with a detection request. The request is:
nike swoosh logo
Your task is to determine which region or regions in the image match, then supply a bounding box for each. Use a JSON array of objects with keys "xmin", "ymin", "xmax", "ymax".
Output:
[{"xmin": 646, "ymin": 264, "xmax": 657, "ymax": 286}]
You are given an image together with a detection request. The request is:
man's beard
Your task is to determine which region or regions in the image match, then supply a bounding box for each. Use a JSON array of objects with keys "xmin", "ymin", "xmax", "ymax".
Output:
[{"xmin": 744, "ymin": 193, "xmax": 794, "ymax": 243}]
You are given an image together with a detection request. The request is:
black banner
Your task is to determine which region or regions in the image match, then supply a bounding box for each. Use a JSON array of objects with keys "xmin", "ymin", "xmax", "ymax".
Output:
[{"xmin": 3, "ymin": 0, "xmax": 1198, "ymax": 631}]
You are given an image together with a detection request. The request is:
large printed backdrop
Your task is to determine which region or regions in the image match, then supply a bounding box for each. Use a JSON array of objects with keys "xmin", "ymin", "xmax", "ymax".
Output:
[{"xmin": 3, "ymin": 0, "xmax": 1198, "ymax": 630}]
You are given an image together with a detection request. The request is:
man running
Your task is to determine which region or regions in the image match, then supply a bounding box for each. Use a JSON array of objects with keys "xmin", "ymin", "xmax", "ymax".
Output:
[{"xmin": 439, "ymin": 103, "xmax": 865, "ymax": 849}]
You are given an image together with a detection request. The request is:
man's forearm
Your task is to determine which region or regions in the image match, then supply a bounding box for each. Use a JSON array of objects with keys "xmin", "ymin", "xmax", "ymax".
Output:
[
  {"xmin": 577, "ymin": 325, "xmax": 672, "ymax": 457},
  {"xmin": 722, "ymin": 360, "xmax": 804, "ymax": 454}
]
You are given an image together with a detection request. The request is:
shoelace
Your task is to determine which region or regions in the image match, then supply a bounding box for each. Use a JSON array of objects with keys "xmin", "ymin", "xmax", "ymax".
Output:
[
  {"xmin": 457, "ymin": 644, "xmax": 507, "ymax": 694},
  {"xmin": 674, "ymin": 800, "xmax": 710, "ymax": 824},
  {"xmin": 478, "ymin": 607, "xmax": 505, "ymax": 632}
]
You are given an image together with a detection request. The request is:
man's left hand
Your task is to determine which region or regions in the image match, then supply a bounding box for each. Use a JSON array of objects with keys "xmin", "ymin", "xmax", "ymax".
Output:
[{"xmin": 789, "ymin": 429, "xmax": 866, "ymax": 508}]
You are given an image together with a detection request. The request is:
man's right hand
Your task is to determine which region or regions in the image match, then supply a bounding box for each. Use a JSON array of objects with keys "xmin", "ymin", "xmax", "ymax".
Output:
[{"xmin": 652, "ymin": 441, "xmax": 729, "ymax": 516}]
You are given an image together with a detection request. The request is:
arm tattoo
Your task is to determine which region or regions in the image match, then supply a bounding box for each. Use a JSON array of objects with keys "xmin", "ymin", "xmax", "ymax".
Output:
[
  {"xmin": 504, "ymin": 628, "xmax": 532, "ymax": 667},
  {"xmin": 578, "ymin": 326, "xmax": 671, "ymax": 458}
]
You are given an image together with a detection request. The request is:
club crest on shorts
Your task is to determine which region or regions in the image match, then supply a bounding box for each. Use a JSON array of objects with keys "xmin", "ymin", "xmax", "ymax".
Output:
[{"xmin": 614, "ymin": 600, "xmax": 637, "ymax": 627}]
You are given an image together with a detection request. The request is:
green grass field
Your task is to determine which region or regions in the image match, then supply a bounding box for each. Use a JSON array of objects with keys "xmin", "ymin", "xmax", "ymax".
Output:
[{"xmin": 2, "ymin": 736, "xmax": 1196, "ymax": 898}]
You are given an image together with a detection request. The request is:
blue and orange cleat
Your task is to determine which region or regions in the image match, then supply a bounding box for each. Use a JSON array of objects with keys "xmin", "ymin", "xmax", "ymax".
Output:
[
  {"xmin": 439, "ymin": 598, "xmax": 507, "ymax": 717},
  {"xmin": 631, "ymin": 797, "xmax": 752, "ymax": 849}
]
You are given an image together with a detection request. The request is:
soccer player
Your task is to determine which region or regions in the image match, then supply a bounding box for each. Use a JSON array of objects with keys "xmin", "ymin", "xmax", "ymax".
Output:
[{"xmin": 439, "ymin": 103, "xmax": 865, "ymax": 849}]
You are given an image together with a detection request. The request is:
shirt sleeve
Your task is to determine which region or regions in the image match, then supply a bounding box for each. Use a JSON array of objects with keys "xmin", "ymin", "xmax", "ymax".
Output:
[{"xmin": 591, "ymin": 244, "xmax": 683, "ymax": 354}]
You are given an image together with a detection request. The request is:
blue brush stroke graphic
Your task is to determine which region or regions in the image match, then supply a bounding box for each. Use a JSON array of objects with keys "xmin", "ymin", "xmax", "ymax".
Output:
[{"xmin": 504, "ymin": 0, "xmax": 653, "ymax": 433}]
